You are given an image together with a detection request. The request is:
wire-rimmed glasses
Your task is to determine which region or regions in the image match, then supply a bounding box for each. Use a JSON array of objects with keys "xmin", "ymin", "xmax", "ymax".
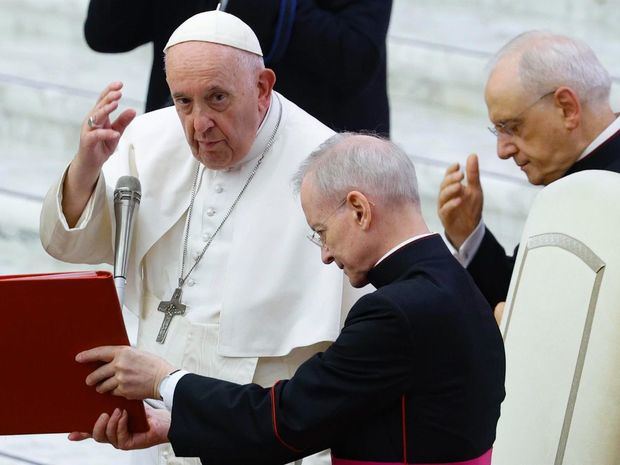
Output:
[{"xmin": 488, "ymin": 90, "xmax": 557, "ymax": 137}]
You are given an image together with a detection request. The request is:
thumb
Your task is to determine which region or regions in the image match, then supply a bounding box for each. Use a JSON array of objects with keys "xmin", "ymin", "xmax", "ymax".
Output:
[{"xmin": 465, "ymin": 153, "xmax": 481, "ymax": 189}]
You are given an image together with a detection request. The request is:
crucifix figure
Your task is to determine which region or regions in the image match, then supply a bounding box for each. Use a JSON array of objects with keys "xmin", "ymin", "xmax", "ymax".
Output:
[{"xmin": 157, "ymin": 287, "xmax": 187, "ymax": 343}]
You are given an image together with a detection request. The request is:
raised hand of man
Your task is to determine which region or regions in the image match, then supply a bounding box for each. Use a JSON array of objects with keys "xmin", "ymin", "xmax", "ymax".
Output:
[
  {"xmin": 437, "ymin": 153, "xmax": 484, "ymax": 249},
  {"xmin": 62, "ymin": 82, "xmax": 136, "ymax": 227}
]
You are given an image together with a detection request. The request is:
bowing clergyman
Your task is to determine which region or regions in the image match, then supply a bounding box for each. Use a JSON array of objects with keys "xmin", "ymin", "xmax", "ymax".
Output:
[
  {"xmin": 76, "ymin": 134, "xmax": 506, "ymax": 465},
  {"xmin": 438, "ymin": 31, "xmax": 620, "ymax": 316}
]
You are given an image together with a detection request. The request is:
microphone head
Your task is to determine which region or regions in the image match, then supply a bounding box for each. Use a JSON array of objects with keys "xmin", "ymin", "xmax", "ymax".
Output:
[
  {"xmin": 114, "ymin": 176, "xmax": 142, "ymax": 203},
  {"xmin": 115, "ymin": 175, "xmax": 142, "ymax": 192}
]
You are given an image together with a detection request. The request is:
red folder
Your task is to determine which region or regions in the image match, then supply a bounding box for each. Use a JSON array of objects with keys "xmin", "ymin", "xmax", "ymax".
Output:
[{"xmin": 0, "ymin": 270, "xmax": 148, "ymax": 435}]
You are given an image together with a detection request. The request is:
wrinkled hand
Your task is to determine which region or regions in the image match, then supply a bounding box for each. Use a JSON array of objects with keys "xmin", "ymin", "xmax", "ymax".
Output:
[
  {"xmin": 75, "ymin": 81, "xmax": 136, "ymax": 175},
  {"xmin": 62, "ymin": 82, "xmax": 137, "ymax": 226},
  {"xmin": 68, "ymin": 405, "xmax": 170, "ymax": 450},
  {"xmin": 437, "ymin": 154, "xmax": 484, "ymax": 249},
  {"xmin": 76, "ymin": 346, "xmax": 174, "ymax": 400}
]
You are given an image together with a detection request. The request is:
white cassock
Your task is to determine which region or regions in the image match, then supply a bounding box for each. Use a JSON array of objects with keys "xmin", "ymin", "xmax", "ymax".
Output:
[
  {"xmin": 40, "ymin": 92, "xmax": 362, "ymax": 465},
  {"xmin": 494, "ymin": 170, "xmax": 620, "ymax": 465}
]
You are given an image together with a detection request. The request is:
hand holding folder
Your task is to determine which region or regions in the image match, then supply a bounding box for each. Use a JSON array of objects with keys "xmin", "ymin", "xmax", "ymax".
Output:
[
  {"xmin": 76, "ymin": 345, "xmax": 175, "ymax": 401},
  {"xmin": 68, "ymin": 404, "xmax": 170, "ymax": 450},
  {"xmin": 0, "ymin": 271, "xmax": 148, "ymax": 435},
  {"xmin": 70, "ymin": 343, "xmax": 177, "ymax": 450}
]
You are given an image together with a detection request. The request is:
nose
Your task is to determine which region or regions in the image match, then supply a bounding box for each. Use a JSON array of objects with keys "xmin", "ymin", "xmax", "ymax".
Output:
[
  {"xmin": 193, "ymin": 107, "xmax": 215, "ymax": 134},
  {"xmin": 321, "ymin": 246, "xmax": 334, "ymax": 265},
  {"xmin": 496, "ymin": 134, "xmax": 517, "ymax": 160}
]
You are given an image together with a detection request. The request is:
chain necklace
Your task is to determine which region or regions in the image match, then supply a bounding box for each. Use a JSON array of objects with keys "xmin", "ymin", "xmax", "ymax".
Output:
[{"xmin": 155, "ymin": 98, "xmax": 282, "ymax": 343}]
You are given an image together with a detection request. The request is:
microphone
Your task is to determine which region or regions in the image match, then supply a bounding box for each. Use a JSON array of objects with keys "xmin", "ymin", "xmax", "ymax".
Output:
[{"xmin": 113, "ymin": 176, "xmax": 141, "ymax": 307}]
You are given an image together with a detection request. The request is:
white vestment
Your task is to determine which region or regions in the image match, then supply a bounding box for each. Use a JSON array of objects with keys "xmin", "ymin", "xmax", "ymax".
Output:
[
  {"xmin": 40, "ymin": 93, "xmax": 358, "ymax": 465},
  {"xmin": 495, "ymin": 170, "xmax": 620, "ymax": 465}
]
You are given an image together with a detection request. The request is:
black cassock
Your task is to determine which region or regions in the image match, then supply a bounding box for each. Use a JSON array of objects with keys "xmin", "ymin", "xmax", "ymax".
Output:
[{"xmin": 168, "ymin": 235, "xmax": 505, "ymax": 464}]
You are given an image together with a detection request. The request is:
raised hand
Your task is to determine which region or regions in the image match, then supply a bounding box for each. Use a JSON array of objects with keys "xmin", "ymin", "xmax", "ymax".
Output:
[
  {"xmin": 437, "ymin": 154, "xmax": 484, "ymax": 249},
  {"xmin": 62, "ymin": 82, "xmax": 137, "ymax": 227},
  {"xmin": 76, "ymin": 82, "xmax": 136, "ymax": 172}
]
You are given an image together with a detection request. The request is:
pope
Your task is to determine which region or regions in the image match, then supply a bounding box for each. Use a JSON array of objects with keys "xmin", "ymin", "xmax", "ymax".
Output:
[{"xmin": 40, "ymin": 10, "xmax": 359, "ymax": 465}]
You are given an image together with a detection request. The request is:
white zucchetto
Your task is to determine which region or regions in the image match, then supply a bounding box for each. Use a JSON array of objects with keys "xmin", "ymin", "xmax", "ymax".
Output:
[{"xmin": 164, "ymin": 10, "xmax": 263, "ymax": 56}]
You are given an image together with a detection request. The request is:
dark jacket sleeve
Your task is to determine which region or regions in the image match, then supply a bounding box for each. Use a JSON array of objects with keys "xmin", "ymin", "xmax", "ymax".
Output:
[
  {"xmin": 84, "ymin": 0, "xmax": 155, "ymax": 52},
  {"xmin": 168, "ymin": 293, "xmax": 414, "ymax": 464},
  {"xmin": 467, "ymin": 228, "xmax": 518, "ymax": 308}
]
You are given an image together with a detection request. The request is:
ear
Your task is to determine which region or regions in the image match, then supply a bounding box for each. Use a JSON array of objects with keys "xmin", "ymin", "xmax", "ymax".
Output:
[
  {"xmin": 257, "ymin": 68, "xmax": 276, "ymax": 112},
  {"xmin": 346, "ymin": 191, "xmax": 372, "ymax": 231},
  {"xmin": 553, "ymin": 86, "xmax": 581, "ymax": 130}
]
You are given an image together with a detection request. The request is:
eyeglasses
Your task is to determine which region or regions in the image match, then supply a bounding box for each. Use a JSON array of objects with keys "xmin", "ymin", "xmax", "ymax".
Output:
[
  {"xmin": 307, "ymin": 198, "xmax": 347, "ymax": 248},
  {"xmin": 488, "ymin": 90, "xmax": 557, "ymax": 137}
]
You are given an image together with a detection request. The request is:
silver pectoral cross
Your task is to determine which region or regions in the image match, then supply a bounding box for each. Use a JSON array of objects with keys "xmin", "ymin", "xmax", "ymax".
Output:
[{"xmin": 156, "ymin": 287, "xmax": 187, "ymax": 344}]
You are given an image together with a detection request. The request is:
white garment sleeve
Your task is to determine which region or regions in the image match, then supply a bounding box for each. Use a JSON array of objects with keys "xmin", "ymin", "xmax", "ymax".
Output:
[
  {"xmin": 451, "ymin": 220, "xmax": 486, "ymax": 267},
  {"xmin": 160, "ymin": 370, "xmax": 190, "ymax": 411},
  {"xmin": 55, "ymin": 164, "xmax": 98, "ymax": 231}
]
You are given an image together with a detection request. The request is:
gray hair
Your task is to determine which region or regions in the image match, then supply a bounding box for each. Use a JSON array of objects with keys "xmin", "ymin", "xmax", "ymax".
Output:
[
  {"xmin": 232, "ymin": 48, "xmax": 264, "ymax": 75},
  {"xmin": 292, "ymin": 133, "xmax": 420, "ymax": 207},
  {"xmin": 164, "ymin": 43, "xmax": 264, "ymax": 79},
  {"xmin": 490, "ymin": 30, "xmax": 611, "ymax": 106}
]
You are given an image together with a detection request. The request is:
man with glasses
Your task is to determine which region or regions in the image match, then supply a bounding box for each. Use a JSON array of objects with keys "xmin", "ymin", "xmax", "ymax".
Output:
[
  {"xmin": 74, "ymin": 133, "xmax": 505, "ymax": 465},
  {"xmin": 437, "ymin": 31, "xmax": 620, "ymax": 314}
]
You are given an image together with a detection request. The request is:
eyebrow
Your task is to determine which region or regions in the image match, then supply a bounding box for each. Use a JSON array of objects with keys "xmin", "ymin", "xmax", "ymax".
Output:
[
  {"xmin": 493, "ymin": 116, "xmax": 521, "ymax": 127},
  {"xmin": 171, "ymin": 86, "xmax": 228, "ymax": 99}
]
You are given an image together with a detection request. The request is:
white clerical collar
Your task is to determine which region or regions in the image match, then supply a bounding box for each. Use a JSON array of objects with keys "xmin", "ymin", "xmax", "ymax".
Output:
[
  {"xmin": 226, "ymin": 92, "xmax": 282, "ymax": 171},
  {"xmin": 577, "ymin": 114, "xmax": 620, "ymax": 161},
  {"xmin": 375, "ymin": 232, "xmax": 437, "ymax": 266}
]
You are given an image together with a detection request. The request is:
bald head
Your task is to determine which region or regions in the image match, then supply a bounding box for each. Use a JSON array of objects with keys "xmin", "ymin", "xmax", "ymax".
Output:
[
  {"xmin": 484, "ymin": 31, "xmax": 616, "ymax": 186},
  {"xmin": 296, "ymin": 134, "xmax": 428, "ymax": 287},
  {"xmin": 293, "ymin": 133, "xmax": 420, "ymax": 207},
  {"xmin": 487, "ymin": 31, "xmax": 612, "ymax": 109}
]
